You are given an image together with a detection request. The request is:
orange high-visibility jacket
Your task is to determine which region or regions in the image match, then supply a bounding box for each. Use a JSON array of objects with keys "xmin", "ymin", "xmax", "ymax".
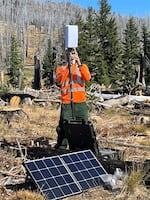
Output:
[{"xmin": 56, "ymin": 63, "xmax": 91, "ymax": 104}]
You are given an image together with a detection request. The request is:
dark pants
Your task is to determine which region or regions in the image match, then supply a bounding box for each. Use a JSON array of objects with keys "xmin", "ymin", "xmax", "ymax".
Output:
[{"xmin": 55, "ymin": 102, "xmax": 88, "ymax": 149}]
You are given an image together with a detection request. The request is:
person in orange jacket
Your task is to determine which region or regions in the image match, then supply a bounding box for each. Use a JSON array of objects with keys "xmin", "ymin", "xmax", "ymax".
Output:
[{"xmin": 54, "ymin": 48, "xmax": 91, "ymax": 149}]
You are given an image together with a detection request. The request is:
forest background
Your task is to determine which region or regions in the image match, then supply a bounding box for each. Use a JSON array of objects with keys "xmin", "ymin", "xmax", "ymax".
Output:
[{"xmin": 0, "ymin": 0, "xmax": 150, "ymax": 91}]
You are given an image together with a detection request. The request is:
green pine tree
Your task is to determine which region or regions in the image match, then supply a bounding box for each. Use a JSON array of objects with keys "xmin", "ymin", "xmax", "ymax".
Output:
[
  {"xmin": 78, "ymin": 7, "xmax": 99, "ymax": 83},
  {"xmin": 122, "ymin": 17, "xmax": 141, "ymax": 88},
  {"xmin": 8, "ymin": 34, "xmax": 24, "ymax": 89},
  {"xmin": 96, "ymin": 0, "xmax": 122, "ymax": 87},
  {"xmin": 142, "ymin": 24, "xmax": 150, "ymax": 58},
  {"xmin": 42, "ymin": 39, "xmax": 56, "ymax": 88},
  {"xmin": 142, "ymin": 24, "xmax": 150, "ymax": 85}
]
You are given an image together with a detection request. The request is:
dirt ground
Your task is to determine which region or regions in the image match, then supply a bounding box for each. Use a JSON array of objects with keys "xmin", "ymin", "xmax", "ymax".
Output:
[{"xmin": 0, "ymin": 104, "xmax": 150, "ymax": 200}]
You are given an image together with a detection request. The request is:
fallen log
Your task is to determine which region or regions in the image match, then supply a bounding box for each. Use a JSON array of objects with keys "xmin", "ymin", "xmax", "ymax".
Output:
[
  {"xmin": 101, "ymin": 93, "xmax": 150, "ymax": 102},
  {"xmin": 129, "ymin": 95, "xmax": 150, "ymax": 102},
  {"xmin": 102, "ymin": 95, "xmax": 129, "ymax": 108},
  {"xmin": 97, "ymin": 136, "xmax": 150, "ymax": 150}
]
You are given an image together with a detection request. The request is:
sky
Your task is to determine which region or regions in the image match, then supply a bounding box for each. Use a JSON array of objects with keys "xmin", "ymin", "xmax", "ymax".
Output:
[{"xmin": 41, "ymin": 0, "xmax": 150, "ymax": 18}]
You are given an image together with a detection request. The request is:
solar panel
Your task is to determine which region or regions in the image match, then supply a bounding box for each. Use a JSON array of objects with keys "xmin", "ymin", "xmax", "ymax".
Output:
[
  {"xmin": 60, "ymin": 150, "xmax": 107, "ymax": 191},
  {"xmin": 24, "ymin": 150, "xmax": 107, "ymax": 200},
  {"xmin": 24, "ymin": 156, "xmax": 81, "ymax": 200}
]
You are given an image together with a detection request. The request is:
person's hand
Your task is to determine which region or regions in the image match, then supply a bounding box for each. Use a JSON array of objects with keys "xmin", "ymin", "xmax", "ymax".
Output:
[{"xmin": 70, "ymin": 53, "xmax": 81, "ymax": 66}]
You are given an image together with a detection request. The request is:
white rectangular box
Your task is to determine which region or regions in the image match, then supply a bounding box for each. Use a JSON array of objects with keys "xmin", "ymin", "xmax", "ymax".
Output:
[{"xmin": 65, "ymin": 25, "xmax": 78, "ymax": 48}]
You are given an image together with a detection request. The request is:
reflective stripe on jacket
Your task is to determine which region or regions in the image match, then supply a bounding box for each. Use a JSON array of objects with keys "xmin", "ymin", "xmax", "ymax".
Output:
[{"xmin": 56, "ymin": 63, "xmax": 91, "ymax": 104}]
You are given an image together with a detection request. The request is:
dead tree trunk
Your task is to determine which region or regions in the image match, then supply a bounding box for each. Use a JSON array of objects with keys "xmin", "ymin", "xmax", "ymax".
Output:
[{"xmin": 33, "ymin": 55, "xmax": 41, "ymax": 90}]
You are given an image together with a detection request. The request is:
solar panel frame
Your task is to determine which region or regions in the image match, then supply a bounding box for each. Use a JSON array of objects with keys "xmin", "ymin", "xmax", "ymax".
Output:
[{"xmin": 24, "ymin": 150, "xmax": 108, "ymax": 200}]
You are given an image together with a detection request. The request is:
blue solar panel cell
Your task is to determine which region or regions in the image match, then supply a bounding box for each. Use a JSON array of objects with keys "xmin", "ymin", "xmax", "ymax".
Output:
[
  {"xmin": 68, "ymin": 163, "xmax": 78, "ymax": 172},
  {"xmin": 46, "ymin": 178, "xmax": 57, "ymax": 187},
  {"xmin": 61, "ymin": 185, "xmax": 72, "ymax": 195},
  {"xmin": 76, "ymin": 152, "xmax": 87, "ymax": 160},
  {"xmin": 44, "ymin": 158, "xmax": 54, "ymax": 167},
  {"xmin": 74, "ymin": 172, "xmax": 84, "ymax": 181},
  {"xmin": 70, "ymin": 154, "xmax": 80, "ymax": 162},
  {"xmin": 52, "ymin": 157, "xmax": 62, "ymax": 165},
  {"xmin": 57, "ymin": 166, "xmax": 68, "ymax": 174},
  {"xmin": 55, "ymin": 176, "xmax": 65, "ymax": 185},
  {"xmin": 52, "ymin": 188, "xmax": 64, "ymax": 198},
  {"xmin": 32, "ymin": 171, "xmax": 43, "ymax": 180},
  {"xmin": 84, "ymin": 150, "xmax": 94, "ymax": 158},
  {"xmin": 35, "ymin": 160, "xmax": 45, "ymax": 169},
  {"xmin": 25, "ymin": 162, "xmax": 37, "ymax": 171},
  {"xmin": 82, "ymin": 160, "xmax": 93, "ymax": 168},
  {"xmin": 78, "ymin": 180, "xmax": 90, "ymax": 190},
  {"xmin": 37, "ymin": 180, "xmax": 49, "ymax": 190},
  {"xmin": 41, "ymin": 169, "xmax": 50, "ymax": 178},
  {"xmin": 69, "ymin": 183, "xmax": 81, "ymax": 193},
  {"xmin": 63, "ymin": 174, "xmax": 74, "ymax": 183},
  {"xmin": 49, "ymin": 167, "xmax": 60, "ymax": 176},
  {"xmin": 96, "ymin": 166, "xmax": 106, "ymax": 175},
  {"xmin": 61, "ymin": 155, "xmax": 72, "ymax": 163},
  {"xmin": 90, "ymin": 158, "xmax": 102, "ymax": 167},
  {"xmin": 82, "ymin": 170, "xmax": 91, "ymax": 178},
  {"xmin": 89, "ymin": 168, "xmax": 99, "ymax": 176}
]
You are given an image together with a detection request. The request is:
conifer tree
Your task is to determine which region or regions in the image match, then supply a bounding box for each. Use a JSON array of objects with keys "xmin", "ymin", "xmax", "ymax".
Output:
[
  {"xmin": 142, "ymin": 24, "xmax": 150, "ymax": 85},
  {"xmin": 96, "ymin": 0, "xmax": 122, "ymax": 87},
  {"xmin": 78, "ymin": 8, "xmax": 99, "ymax": 83},
  {"xmin": 122, "ymin": 17, "xmax": 141, "ymax": 88},
  {"xmin": 8, "ymin": 34, "xmax": 24, "ymax": 89},
  {"xmin": 42, "ymin": 39, "xmax": 56, "ymax": 88},
  {"xmin": 142, "ymin": 24, "xmax": 150, "ymax": 58},
  {"xmin": 76, "ymin": 16, "xmax": 87, "ymax": 62}
]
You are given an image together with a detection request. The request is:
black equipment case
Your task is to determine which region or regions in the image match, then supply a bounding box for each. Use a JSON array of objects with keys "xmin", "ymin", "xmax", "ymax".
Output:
[{"xmin": 63, "ymin": 119, "xmax": 100, "ymax": 156}]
